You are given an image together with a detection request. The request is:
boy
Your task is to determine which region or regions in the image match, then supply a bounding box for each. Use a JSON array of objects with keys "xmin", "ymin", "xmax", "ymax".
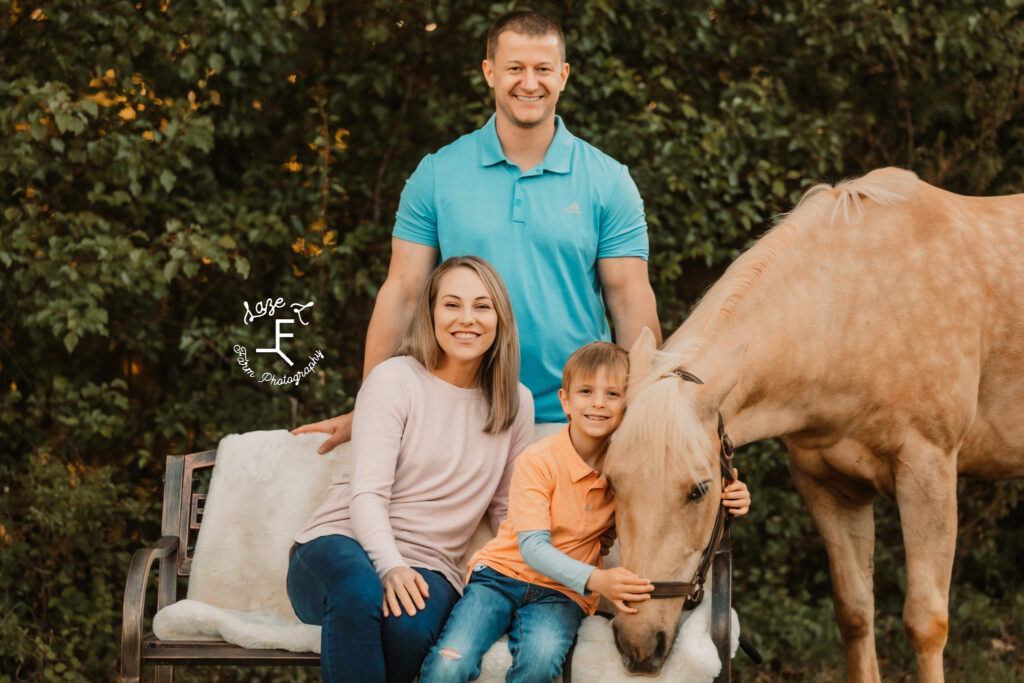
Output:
[{"xmin": 419, "ymin": 342, "xmax": 749, "ymax": 682}]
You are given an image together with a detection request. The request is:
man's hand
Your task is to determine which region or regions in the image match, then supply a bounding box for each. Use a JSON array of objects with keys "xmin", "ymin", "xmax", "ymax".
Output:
[
  {"xmin": 382, "ymin": 566, "xmax": 430, "ymax": 618},
  {"xmin": 722, "ymin": 468, "xmax": 751, "ymax": 516},
  {"xmin": 291, "ymin": 412, "xmax": 353, "ymax": 454},
  {"xmin": 586, "ymin": 567, "xmax": 653, "ymax": 614}
]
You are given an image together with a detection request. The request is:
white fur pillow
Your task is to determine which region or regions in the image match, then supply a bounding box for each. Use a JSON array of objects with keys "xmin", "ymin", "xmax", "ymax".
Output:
[
  {"xmin": 155, "ymin": 429, "xmax": 347, "ymax": 645},
  {"xmin": 184, "ymin": 429, "xmax": 347, "ymax": 618}
]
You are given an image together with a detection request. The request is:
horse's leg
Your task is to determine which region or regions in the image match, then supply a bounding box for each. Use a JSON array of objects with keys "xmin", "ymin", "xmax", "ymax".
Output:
[
  {"xmin": 788, "ymin": 449, "xmax": 880, "ymax": 683},
  {"xmin": 894, "ymin": 434, "xmax": 957, "ymax": 683}
]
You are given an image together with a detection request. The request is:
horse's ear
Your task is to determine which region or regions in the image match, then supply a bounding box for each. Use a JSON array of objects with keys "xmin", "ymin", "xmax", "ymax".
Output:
[
  {"xmin": 697, "ymin": 344, "xmax": 746, "ymax": 417},
  {"xmin": 628, "ymin": 327, "xmax": 658, "ymax": 378}
]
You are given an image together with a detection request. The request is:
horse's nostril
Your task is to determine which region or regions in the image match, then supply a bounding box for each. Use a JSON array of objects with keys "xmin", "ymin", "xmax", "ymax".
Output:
[
  {"xmin": 654, "ymin": 630, "xmax": 667, "ymax": 661},
  {"xmin": 612, "ymin": 624, "xmax": 638, "ymax": 669}
]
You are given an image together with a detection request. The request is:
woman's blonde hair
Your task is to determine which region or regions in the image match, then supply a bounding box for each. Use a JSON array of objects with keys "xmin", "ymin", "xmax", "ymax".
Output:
[{"xmin": 397, "ymin": 255, "xmax": 520, "ymax": 433}]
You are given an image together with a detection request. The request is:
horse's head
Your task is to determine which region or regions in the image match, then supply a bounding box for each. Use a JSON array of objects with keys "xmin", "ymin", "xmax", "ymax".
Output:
[{"xmin": 604, "ymin": 329, "xmax": 741, "ymax": 675}]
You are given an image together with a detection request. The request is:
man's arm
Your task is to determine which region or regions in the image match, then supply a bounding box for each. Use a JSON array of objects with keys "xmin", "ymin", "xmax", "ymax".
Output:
[
  {"xmin": 597, "ymin": 256, "xmax": 662, "ymax": 348},
  {"xmin": 363, "ymin": 238, "xmax": 439, "ymax": 378},
  {"xmin": 291, "ymin": 238, "xmax": 438, "ymax": 452}
]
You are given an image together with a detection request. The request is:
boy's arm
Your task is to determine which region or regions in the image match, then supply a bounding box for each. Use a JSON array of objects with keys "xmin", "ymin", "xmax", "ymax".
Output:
[
  {"xmin": 519, "ymin": 529, "xmax": 654, "ymax": 613},
  {"xmin": 517, "ymin": 530, "xmax": 596, "ymax": 596}
]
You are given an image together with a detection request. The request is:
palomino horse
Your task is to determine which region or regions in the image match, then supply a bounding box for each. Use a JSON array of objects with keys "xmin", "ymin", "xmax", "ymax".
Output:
[{"xmin": 604, "ymin": 167, "xmax": 1024, "ymax": 681}]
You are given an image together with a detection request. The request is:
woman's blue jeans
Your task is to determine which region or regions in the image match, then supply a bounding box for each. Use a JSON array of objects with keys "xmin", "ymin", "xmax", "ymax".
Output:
[
  {"xmin": 287, "ymin": 534, "xmax": 459, "ymax": 683},
  {"xmin": 419, "ymin": 565, "xmax": 585, "ymax": 683}
]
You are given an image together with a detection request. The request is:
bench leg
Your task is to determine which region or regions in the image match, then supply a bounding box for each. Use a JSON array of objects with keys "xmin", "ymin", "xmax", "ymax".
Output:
[{"xmin": 155, "ymin": 665, "xmax": 173, "ymax": 683}]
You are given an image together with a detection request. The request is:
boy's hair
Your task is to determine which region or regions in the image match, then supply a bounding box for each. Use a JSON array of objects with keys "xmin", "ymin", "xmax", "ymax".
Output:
[
  {"xmin": 486, "ymin": 10, "xmax": 566, "ymax": 62},
  {"xmin": 561, "ymin": 342, "xmax": 628, "ymax": 391}
]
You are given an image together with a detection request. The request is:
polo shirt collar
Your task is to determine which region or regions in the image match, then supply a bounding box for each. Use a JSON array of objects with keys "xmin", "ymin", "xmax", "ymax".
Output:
[
  {"xmin": 478, "ymin": 114, "xmax": 575, "ymax": 174},
  {"xmin": 557, "ymin": 425, "xmax": 604, "ymax": 483},
  {"xmin": 479, "ymin": 115, "xmax": 506, "ymax": 167}
]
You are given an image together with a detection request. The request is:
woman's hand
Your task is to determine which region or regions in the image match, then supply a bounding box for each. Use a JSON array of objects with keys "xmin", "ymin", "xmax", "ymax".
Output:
[
  {"xmin": 291, "ymin": 412, "xmax": 353, "ymax": 454},
  {"xmin": 382, "ymin": 566, "xmax": 430, "ymax": 618},
  {"xmin": 586, "ymin": 567, "xmax": 653, "ymax": 614},
  {"xmin": 722, "ymin": 469, "xmax": 751, "ymax": 516}
]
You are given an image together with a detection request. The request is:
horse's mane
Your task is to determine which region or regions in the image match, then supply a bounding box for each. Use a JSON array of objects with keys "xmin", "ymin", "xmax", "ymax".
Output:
[
  {"xmin": 787, "ymin": 167, "xmax": 921, "ymax": 227},
  {"xmin": 648, "ymin": 167, "xmax": 921, "ymax": 383}
]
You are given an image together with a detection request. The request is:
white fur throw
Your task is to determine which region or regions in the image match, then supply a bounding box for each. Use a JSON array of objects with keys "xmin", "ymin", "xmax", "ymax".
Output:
[{"xmin": 152, "ymin": 428, "xmax": 737, "ymax": 681}]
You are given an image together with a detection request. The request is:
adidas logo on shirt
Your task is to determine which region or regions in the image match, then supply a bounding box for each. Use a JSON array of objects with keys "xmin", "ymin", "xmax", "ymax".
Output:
[{"xmin": 563, "ymin": 202, "xmax": 582, "ymax": 215}]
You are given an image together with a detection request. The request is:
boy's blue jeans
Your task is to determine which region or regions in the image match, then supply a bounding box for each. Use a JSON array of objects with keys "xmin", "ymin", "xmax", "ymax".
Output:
[
  {"xmin": 287, "ymin": 534, "xmax": 459, "ymax": 683},
  {"xmin": 419, "ymin": 565, "xmax": 585, "ymax": 683}
]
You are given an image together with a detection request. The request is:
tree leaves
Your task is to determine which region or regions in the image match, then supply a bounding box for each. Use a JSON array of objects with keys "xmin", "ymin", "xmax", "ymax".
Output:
[{"xmin": 159, "ymin": 169, "xmax": 177, "ymax": 193}]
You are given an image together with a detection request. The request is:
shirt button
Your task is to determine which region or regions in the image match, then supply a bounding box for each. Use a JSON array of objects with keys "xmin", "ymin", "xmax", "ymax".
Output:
[
  {"xmin": 515, "ymin": 199, "xmax": 522, "ymax": 206},
  {"xmin": 586, "ymin": 505, "xmax": 591, "ymax": 511}
]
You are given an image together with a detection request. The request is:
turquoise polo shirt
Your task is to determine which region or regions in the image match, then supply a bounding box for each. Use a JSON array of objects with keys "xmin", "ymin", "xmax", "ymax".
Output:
[{"xmin": 393, "ymin": 115, "xmax": 648, "ymax": 422}]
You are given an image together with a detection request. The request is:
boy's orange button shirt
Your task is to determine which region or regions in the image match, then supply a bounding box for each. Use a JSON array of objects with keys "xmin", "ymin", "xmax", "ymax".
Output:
[{"xmin": 468, "ymin": 427, "xmax": 615, "ymax": 614}]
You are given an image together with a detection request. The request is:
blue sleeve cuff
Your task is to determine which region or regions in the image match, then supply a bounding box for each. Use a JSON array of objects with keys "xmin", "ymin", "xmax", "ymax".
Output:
[
  {"xmin": 518, "ymin": 530, "xmax": 594, "ymax": 596},
  {"xmin": 596, "ymin": 165, "xmax": 648, "ymax": 259}
]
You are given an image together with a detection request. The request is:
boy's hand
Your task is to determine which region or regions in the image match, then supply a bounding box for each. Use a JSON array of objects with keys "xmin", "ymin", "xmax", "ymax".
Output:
[
  {"xmin": 586, "ymin": 567, "xmax": 653, "ymax": 614},
  {"xmin": 722, "ymin": 468, "xmax": 751, "ymax": 516},
  {"xmin": 382, "ymin": 566, "xmax": 429, "ymax": 617}
]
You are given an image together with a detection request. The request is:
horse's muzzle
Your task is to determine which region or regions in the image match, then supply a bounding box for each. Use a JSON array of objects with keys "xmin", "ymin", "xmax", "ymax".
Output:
[{"xmin": 612, "ymin": 621, "xmax": 669, "ymax": 676}]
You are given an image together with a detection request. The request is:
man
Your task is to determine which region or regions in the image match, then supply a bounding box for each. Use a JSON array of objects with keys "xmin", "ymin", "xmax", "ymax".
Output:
[{"xmin": 297, "ymin": 10, "xmax": 660, "ymax": 451}]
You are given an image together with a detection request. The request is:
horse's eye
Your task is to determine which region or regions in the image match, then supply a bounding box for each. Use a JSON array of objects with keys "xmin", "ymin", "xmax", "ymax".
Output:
[{"xmin": 688, "ymin": 480, "xmax": 711, "ymax": 502}]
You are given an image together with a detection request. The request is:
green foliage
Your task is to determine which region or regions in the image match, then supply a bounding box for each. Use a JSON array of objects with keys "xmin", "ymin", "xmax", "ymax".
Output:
[
  {"xmin": 2, "ymin": 0, "xmax": 1023, "ymax": 680},
  {"xmin": 0, "ymin": 454, "xmax": 153, "ymax": 680}
]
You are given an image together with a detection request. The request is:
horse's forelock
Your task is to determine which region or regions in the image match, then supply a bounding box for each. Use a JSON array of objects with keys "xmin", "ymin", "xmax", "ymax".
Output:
[{"xmin": 615, "ymin": 374, "xmax": 715, "ymax": 486}]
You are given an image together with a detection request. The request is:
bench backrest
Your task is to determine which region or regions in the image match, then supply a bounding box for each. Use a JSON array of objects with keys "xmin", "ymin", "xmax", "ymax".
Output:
[{"xmin": 163, "ymin": 451, "xmax": 216, "ymax": 578}]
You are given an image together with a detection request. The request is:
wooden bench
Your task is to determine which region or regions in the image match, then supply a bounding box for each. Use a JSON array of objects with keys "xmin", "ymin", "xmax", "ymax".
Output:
[
  {"xmin": 120, "ymin": 451, "xmax": 319, "ymax": 682},
  {"xmin": 122, "ymin": 447, "xmax": 753, "ymax": 682}
]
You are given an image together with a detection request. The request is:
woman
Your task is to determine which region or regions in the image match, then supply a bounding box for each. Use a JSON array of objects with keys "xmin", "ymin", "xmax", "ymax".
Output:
[{"xmin": 287, "ymin": 256, "xmax": 535, "ymax": 683}]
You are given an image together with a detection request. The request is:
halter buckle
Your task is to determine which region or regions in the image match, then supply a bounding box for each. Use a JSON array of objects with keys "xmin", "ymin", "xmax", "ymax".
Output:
[{"xmin": 683, "ymin": 586, "xmax": 705, "ymax": 610}]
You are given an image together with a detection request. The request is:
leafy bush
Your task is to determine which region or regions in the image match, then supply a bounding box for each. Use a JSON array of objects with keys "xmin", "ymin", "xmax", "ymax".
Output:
[{"xmin": 0, "ymin": 455, "xmax": 152, "ymax": 680}]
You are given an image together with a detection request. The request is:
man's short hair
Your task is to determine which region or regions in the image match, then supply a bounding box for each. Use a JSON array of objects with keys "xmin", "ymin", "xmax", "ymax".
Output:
[
  {"xmin": 562, "ymin": 342, "xmax": 628, "ymax": 391},
  {"xmin": 486, "ymin": 10, "xmax": 566, "ymax": 62}
]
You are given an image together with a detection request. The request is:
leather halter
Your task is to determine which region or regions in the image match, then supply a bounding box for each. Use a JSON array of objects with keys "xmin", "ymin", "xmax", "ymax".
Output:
[{"xmin": 646, "ymin": 369, "xmax": 735, "ymax": 611}]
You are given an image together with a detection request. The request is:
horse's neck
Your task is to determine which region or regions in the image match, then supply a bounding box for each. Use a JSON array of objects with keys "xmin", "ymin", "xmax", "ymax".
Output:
[{"xmin": 666, "ymin": 295, "xmax": 815, "ymax": 448}]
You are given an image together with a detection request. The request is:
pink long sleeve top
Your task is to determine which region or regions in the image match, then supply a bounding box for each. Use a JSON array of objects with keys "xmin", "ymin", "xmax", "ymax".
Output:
[{"xmin": 294, "ymin": 356, "xmax": 535, "ymax": 591}]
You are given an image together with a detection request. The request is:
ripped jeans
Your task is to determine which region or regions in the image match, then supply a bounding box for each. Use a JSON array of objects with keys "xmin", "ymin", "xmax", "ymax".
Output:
[{"xmin": 418, "ymin": 565, "xmax": 584, "ymax": 683}]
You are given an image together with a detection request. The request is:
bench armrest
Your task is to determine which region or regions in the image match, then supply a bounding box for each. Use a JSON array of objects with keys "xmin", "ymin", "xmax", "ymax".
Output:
[{"xmin": 121, "ymin": 536, "xmax": 178, "ymax": 683}]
